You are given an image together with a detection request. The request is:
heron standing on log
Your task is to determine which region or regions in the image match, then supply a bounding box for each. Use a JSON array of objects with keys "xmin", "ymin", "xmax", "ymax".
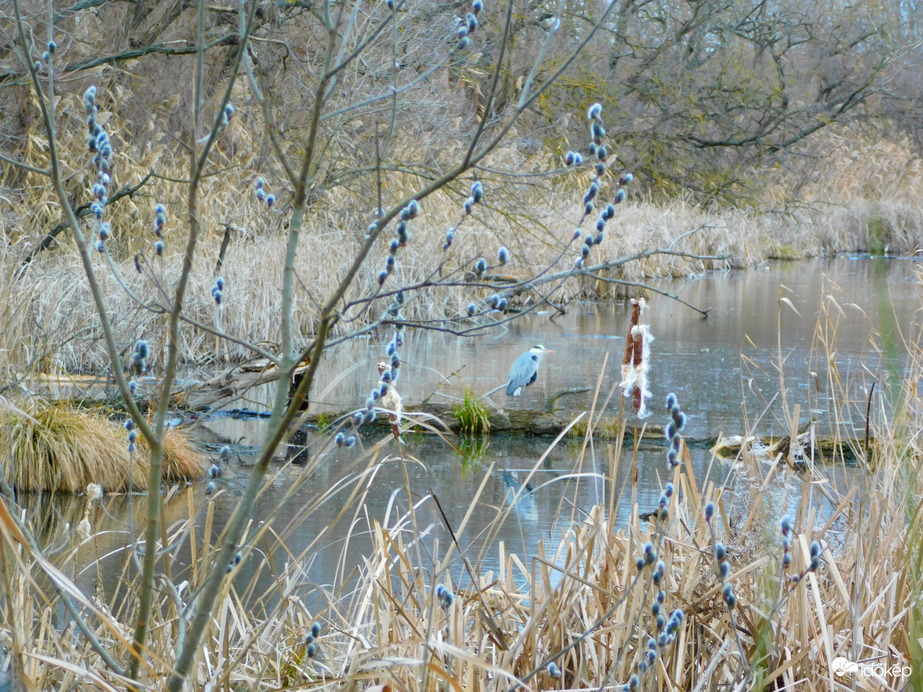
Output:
[{"xmin": 506, "ymin": 345, "xmax": 554, "ymax": 398}]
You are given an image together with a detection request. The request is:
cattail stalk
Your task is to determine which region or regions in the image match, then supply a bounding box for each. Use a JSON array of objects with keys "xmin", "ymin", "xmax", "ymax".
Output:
[
  {"xmin": 378, "ymin": 361, "xmax": 402, "ymax": 439},
  {"xmin": 620, "ymin": 298, "xmax": 652, "ymax": 418}
]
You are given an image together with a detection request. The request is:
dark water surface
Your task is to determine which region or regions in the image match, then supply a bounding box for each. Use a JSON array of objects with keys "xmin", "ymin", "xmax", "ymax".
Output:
[{"xmin": 35, "ymin": 257, "xmax": 923, "ymax": 596}]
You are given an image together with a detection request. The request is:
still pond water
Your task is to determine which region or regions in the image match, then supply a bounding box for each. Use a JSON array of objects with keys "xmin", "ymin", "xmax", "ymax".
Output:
[{"xmin": 36, "ymin": 257, "xmax": 922, "ymax": 596}]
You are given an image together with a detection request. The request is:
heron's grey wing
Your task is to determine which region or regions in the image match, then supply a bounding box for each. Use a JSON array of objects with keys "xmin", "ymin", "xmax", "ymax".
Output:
[{"xmin": 506, "ymin": 351, "xmax": 534, "ymax": 395}]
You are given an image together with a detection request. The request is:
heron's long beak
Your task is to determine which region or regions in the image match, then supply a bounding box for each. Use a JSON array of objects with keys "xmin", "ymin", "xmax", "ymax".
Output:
[{"xmin": 544, "ymin": 349, "xmax": 556, "ymax": 354}]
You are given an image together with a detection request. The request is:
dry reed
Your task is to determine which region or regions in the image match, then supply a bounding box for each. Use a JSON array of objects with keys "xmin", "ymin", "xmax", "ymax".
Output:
[
  {"xmin": 1, "ymin": 76, "xmax": 922, "ymax": 687},
  {"xmin": 2, "ymin": 430, "xmax": 916, "ymax": 689},
  {"xmin": 3, "ymin": 97, "xmax": 922, "ymax": 373},
  {"xmin": 0, "ymin": 290, "xmax": 919, "ymax": 689},
  {"xmin": 0, "ymin": 403, "xmax": 205, "ymax": 492}
]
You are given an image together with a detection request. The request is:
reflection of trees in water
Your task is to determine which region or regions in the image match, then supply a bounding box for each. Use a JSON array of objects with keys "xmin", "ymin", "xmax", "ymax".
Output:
[
  {"xmin": 12, "ymin": 489, "xmax": 197, "ymax": 600},
  {"xmin": 17, "ymin": 491, "xmax": 89, "ymax": 549}
]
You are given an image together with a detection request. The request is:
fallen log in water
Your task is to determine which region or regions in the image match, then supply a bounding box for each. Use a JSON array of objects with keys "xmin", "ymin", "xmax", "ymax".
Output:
[
  {"xmin": 30, "ymin": 372, "xmax": 868, "ymax": 456},
  {"xmin": 712, "ymin": 429, "xmax": 869, "ymax": 466},
  {"xmin": 30, "ymin": 370, "xmax": 676, "ymax": 437},
  {"xmin": 27, "ymin": 360, "xmax": 306, "ymax": 414},
  {"xmin": 288, "ymin": 399, "xmax": 677, "ymax": 439}
]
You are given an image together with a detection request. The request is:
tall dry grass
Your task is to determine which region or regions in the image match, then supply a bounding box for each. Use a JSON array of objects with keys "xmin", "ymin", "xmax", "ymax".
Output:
[
  {"xmin": 0, "ymin": 190, "xmax": 882, "ymax": 372},
  {"xmin": 0, "ymin": 278, "xmax": 920, "ymax": 689},
  {"xmin": 763, "ymin": 127, "xmax": 923, "ymax": 254},
  {"xmin": 0, "ymin": 402, "xmax": 205, "ymax": 492},
  {"xmin": 3, "ymin": 82, "xmax": 922, "ymax": 373}
]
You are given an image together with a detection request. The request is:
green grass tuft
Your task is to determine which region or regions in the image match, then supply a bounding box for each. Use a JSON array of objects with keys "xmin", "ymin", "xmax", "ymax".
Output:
[{"xmin": 455, "ymin": 386, "xmax": 491, "ymax": 435}]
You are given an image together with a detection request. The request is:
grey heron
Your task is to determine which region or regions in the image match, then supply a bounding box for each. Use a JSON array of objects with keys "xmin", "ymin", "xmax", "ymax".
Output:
[{"xmin": 506, "ymin": 345, "xmax": 554, "ymax": 397}]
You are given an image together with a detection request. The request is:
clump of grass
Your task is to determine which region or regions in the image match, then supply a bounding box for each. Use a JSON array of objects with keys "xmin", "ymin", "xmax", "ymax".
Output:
[
  {"xmin": 455, "ymin": 385, "xmax": 490, "ymax": 434},
  {"xmin": 766, "ymin": 244, "xmax": 801, "ymax": 260},
  {"xmin": 2, "ymin": 404, "xmax": 126, "ymax": 493},
  {"xmin": 160, "ymin": 428, "xmax": 208, "ymax": 482},
  {"xmin": 0, "ymin": 402, "xmax": 204, "ymax": 492}
]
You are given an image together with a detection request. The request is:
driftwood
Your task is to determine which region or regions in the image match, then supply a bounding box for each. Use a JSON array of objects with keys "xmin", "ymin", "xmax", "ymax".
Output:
[
  {"xmin": 30, "ymin": 369, "xmax": 708, "ymax": 439},
  {"xmin": 25, "ymin": 361, "xmax": 296, "ymax": 414},
  {"xmin": 712, "ymin": 426, "xmax": 868, "ymax": 466},
  {"xmin": 286, "ymin": 401, "xmax": 680, "ymax": 439},
  {"xmin": 24, "ymin": 372, "xmax": 885, "ymax": 453},
  {"xmin": 172, "ymin": 360, "xmax": 307, "ymax": 412}
]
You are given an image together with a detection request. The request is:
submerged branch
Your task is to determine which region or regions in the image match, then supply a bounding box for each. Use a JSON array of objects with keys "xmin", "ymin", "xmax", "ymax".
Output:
[{"xmin": 582, "ymin": 274, "xmax": 711, "ymax": 317}]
